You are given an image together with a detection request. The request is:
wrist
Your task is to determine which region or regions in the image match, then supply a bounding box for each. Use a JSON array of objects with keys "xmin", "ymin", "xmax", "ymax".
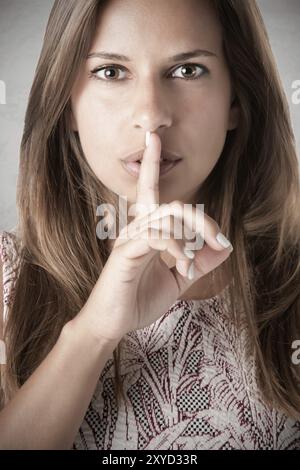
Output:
[{"xmin": 62, "ymin": 314, "xmax": 121, "ymax": 354}]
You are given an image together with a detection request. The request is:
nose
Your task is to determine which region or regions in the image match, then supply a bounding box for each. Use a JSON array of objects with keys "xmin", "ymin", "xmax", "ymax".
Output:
[{"xmin": 131, "ymin": 78, "xmax": 173, "ymax": 134}]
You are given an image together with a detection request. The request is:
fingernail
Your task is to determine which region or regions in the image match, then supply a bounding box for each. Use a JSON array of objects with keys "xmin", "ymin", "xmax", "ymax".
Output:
[
  {"xmin": 216, "ymin": 232, "xmax": 232, "ymax": 249},
  {"xmin": 183, "ymin": 246, "xmax": 195, "ymax": 259},
  {"xmin": 187, "ymin": 261, "xmax": 195, "ymax": 280},
  {"xmin": 145, "ymin": 131, "xmax": 151, "ymax": 148}
]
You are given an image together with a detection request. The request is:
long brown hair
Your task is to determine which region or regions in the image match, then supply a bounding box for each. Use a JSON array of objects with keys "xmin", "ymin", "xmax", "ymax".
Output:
[{"xmin": 1, "ymin": 0, "xmax": 300, "ymax": 419}]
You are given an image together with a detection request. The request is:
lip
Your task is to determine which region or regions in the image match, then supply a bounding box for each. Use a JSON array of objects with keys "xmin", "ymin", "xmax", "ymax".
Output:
[
  {"xmin": 122, "ymin": 149, "xmax": 182, "ymax": 163},
  {"xmin": 121, "ymin": 158, "xmax": 182, "ymax": 178}
]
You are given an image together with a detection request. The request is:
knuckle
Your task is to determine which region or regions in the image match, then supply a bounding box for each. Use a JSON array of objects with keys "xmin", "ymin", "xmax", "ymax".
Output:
[
  {"xmin": 205, "ymin": 213, "xmax": 220, "ymax": 232},
  {"xmin": 170, "ymin": 200, "xmax": 184, "ymax": 215},
  {"xmin": 172, "ymin": 199, "xmax": 183, "ymax": 208},
  {"xmin": 213, "ymin": 222, "xmax": 221, "ymax": 234}
]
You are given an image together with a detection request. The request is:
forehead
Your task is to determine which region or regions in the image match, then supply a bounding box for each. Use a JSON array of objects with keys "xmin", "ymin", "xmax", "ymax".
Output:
[{"xmin": 90, "ymin": 0, "xmax": 223, "ymax": 57}]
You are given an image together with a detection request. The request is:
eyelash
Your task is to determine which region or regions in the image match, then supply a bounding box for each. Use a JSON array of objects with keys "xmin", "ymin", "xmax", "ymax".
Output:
[{"xmin": 88, "ymin": 63, "xmax": 209, "ymax": 84}]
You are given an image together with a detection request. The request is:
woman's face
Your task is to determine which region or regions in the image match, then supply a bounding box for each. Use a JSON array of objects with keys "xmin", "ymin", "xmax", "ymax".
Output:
[{"xmin": 71, "ymin": 0, "xmax": 239, "ymax": 208}]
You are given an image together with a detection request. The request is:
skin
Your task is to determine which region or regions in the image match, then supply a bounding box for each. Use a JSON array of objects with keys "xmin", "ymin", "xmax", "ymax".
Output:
[{"xmin": 70, "ymin": 0, "xmax": 239, "ymax": 299}]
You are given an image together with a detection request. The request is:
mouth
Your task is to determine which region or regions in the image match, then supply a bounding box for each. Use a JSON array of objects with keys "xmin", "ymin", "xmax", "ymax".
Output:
[
  {"xmin": 122, "ymin": 149, "xmax": 183, "ymax": 164},
  {"xmin": 121, "ymin": 156, "xmax": 182, "ymax": 178}
]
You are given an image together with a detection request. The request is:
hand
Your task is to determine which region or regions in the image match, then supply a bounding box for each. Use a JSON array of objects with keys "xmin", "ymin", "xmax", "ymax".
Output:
[{"xmin": 75, "ymin": 132, "xmax": 233, "ymax": 343}]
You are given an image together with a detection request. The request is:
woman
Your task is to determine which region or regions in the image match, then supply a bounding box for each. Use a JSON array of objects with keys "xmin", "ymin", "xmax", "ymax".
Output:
[{"xmin": 0, "ymin": 0, "xmax": 299, "ymax": 450}]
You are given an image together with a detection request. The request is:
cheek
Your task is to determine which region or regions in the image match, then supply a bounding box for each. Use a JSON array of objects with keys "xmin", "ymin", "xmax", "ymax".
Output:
[
  {"xmin": 185, "ymin": 97, "xmax": 229, "ymax": 181},
  {"xmin": 196, "ymin": 96, "xmax": 229, "ymax": 153},
  {"xmin": 74, "ymin": 96, "xmax": 114, "ymax": 165},
  {"xmin": 77, "ymin": 98, "xmax": 104, "ymax": 138},
  {"xmin": 73, "ymin": 96, "xmax": 127, "ymax": 194}
]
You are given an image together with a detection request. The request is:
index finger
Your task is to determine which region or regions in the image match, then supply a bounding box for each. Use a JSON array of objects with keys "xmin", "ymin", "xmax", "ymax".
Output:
[{"xmin": 134, "ymin": 132, "xmax": 161, "ymax": 218}]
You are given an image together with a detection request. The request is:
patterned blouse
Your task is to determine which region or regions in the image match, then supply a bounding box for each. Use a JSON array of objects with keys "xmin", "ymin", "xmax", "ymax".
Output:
[{"xmin": 1, "ymin": 229, "xmax": 300, "ymax": 450}]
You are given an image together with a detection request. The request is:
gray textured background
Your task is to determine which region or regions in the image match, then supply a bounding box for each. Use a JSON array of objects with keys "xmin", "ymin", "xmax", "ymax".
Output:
[{"xmin": 0, "ymin": 0, "xmax": 299, "ymax": 231}]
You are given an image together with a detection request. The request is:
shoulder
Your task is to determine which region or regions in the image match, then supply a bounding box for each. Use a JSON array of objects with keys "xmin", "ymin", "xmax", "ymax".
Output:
[
  {"xmin": 0, "ymin": 229, "xmax": 22, "ymax": 323},
  {"xmin": 0, "ymin": 229, "xmax": 21, "ymax": 264}
]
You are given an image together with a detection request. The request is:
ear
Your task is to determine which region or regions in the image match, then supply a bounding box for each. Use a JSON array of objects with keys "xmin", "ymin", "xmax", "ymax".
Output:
[{"xmin": 227, "ymin": 95, "xmax": 240, "ymax": 131}]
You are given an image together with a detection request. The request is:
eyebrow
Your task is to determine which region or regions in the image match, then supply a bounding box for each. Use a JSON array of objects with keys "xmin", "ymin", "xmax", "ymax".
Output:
[{"xmin": 86, "ymin": 48, "xmax": 217, "ymax": 61}]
